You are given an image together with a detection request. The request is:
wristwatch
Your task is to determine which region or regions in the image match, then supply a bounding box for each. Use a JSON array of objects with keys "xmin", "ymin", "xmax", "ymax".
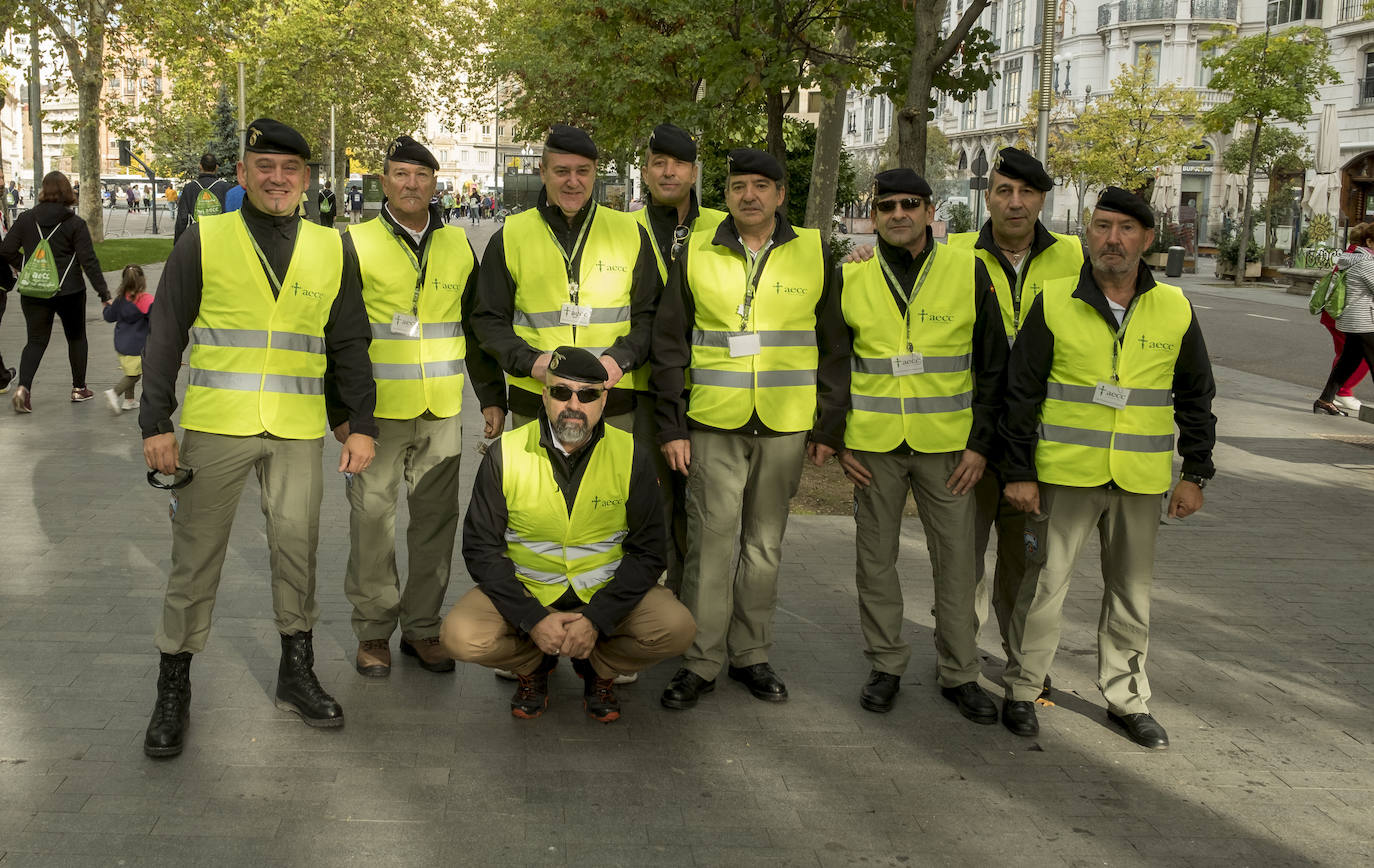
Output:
[{"xmin": 1179, "ymin": 473, "xmax": 1208, "ymax": 489}]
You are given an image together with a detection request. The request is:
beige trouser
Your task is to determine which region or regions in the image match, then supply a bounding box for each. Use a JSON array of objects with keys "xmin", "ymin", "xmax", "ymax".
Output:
[
  {"xmin": 1003, "ymin": 483, "xmax": 1163, "ymax": 714},
  {"xmin": 633, "ymin": 393, "xmax": 686, "ymax": 594},
  {"xmin": 853, "ymin": 449, "xmax": 982, "ymax": 685},
  {"xmin": 155, "ymin": 431, "xmax": 324, "ymax": 654},
  {"xmin": 439, "ymin": 585, "xmax": 696, "ymax": 678},
  {"xmin": 679, "ymin": 429, "xmax": 806, "ymax": 680},
  {"xmin": 344, "ymin": 414, "xmax": 462, "ymax": 642},
  {"xmin": 971, "ymin": 474, "xmax": 1030, "ymax": 652}
]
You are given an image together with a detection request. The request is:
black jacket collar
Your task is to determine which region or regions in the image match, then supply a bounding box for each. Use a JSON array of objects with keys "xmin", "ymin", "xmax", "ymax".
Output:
[
  {"xmin": 239, "ymin": 197, "xmax": 299, "ymax": 244},
  {"xmin": 1071, "ymin": 260, "xmax": 1158, "ymax": 327},
  {"xmin": 646, "ymin": 189, "xmax": 701, "ymax": 229},
  {"xmin": 536, "ymin": 187, "xmax": 593, "ymax": 237},
  {"xmin": 877, "ymin": 228, "xmax": 934, "ymax": 272},
  {"xmin": 711, "ymin": 211, "xmax": 797, "ymax": 257},
  {"xmin": 380, "ymin": 200, "xmax": 442, "ymax": 251},
  {"xmin": 975, "ymin": 218, "xmax": 1058, "ymax": 273}
]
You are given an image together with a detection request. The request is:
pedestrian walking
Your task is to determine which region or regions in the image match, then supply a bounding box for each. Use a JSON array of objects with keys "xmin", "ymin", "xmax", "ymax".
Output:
[
  {"xmin": 101, "ymin": 264, "xmax": 153, "ymax": 413},
  {"xmin": 175, "ymin": 154, "xmax": 232, "ymax": 243},
  {"xmin": 1313, "ymin": 223, "xmax": 1372, "ymax": 414},
  {"xmin": 999, "ymin": 186, "xmax": 1217, "ymax": 748},
  {"xmin": 139, "ymin": 118, "xmax": 377, "ymax": 758},
  {"xmin": 348, "ymin": 184, "xmax": 364, "ymax": 223},
  {"xmin": 469, "ymin": 191, "xmax": 480, "ymax": 224},
  {"xmin": 0, "ymin": 171, "xmax": 110, "ymax": 413},
  {"xmin": 126, "ymin": 186, "xmax": 139, "ymax": 213},
  {"xmin": 1314, "ymin": 228, "xmax": 1374, "ymax": 416}
]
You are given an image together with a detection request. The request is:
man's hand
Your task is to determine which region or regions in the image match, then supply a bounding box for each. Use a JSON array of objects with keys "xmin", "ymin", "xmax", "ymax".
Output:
[
  {"xmin": 839, "ymin": 449, "xmax": 874, "ymax": 488},
  {"xmin": 332, "ymin": 421, "xmax": 350, "ymax": 444},
  {"xmin": 339, "ymin": 433, "xmax": 375, "ymax": 474},
  {"xmin": 481, "ymin": 406, "xmax": 506, "ymax": 439},
  {"xmin": 1004, "ymin": 480, "xmax": 1041, "ymax": 515},
  {"xmin": 945, "ymin": 449, "xmax": 987, "ymax": 496},
  {"xmin": 558, "ymin": 614, "xmax": 599, "ymax": 659},
  {"xmin": 600, "ymin": 354, "xmax": 624, "ymax": 389},
  {"xmin": 843, "ymin": 244, "xmax": 875, "ymax": 264},
  {"xmin": 1167, "ymin": 480, "xmax": 1204, "ymax": 519},
  {"xmin": 530, "ymin": 352, "xmax": 553, "ymax": 381},
  {"xmin": 529, "ymin": 611, "xmax": 582, "ymax": 656},
  {"xmin": 807, "ymin": 442, "xmax": 837, "ymax": 467},
  {"xmin": 662, "ymin": 438, "xmax": 691, "ymax": 476},
  {"xmin": 143, "ymin": 432, "xmax": 179, "ymax": 476}
]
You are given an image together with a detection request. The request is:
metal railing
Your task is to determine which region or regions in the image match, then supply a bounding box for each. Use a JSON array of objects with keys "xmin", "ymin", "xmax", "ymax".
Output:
[
  {"xmin": 1099, "ymin": 0, "xmax": 1178, "ymax": 28},
  {"xmin": 1339, "ymin": 0, "xmax": 1367, "ymax": 20},
  {"xmin": 1360, "ymin": 78, "xmax": 1374, "ymax": 107},
  {"xmin": 1191, "ymin": 0, "xmax": 1239, "ymax": 18}
]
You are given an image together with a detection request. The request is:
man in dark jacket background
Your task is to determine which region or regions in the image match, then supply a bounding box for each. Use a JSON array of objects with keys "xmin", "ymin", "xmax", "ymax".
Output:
[{"xmin": 174, "ymin": 153, "xmax": 232, "ymax": 243}]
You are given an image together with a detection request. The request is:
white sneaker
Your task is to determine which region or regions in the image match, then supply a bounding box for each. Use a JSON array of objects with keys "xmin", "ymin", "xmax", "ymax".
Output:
[
  {"xmin": 103, "ymin": 389, "xmax": 123, "ymax": 413},
  {"xmin": 613, "ymin": 672, "xmax": 638, "ymax": 685},
  {"xmin": 1333, "ymin": 395, "xmax": 1362, "ymax": 413},
  {"xmin": 493, "ymin": 667, "xmax": 518, "ymax": 681},
  {"xmin": 122, "ymin": 397, "xmax": 140, "ymax": 410}
]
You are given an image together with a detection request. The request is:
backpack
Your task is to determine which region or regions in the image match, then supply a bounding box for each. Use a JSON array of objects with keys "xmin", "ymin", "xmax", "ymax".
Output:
[
  {"xmin": 320, "ymin": 193, "xmax": 333, "ymax": 214},
  {"xmin": 1309, "ymin": 267, "xmax": 1348, "ymax": 319},
  {"xmin": 190, "ymin": 183, "xmax": 222, "ymax": 221},
  {"xmin": 15, "ymin": 223, "xmax": 74, "ymax": 298}
]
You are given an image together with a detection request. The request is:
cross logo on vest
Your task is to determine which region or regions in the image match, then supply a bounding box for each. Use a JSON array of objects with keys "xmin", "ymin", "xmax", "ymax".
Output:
[
  {"xmin": 431, "ymin": 276, "xmax": 462, "ymax": 292},
  {"xmin": 773, "ymin": 281, "xmax": 807, "ymax": 295},
  {"xmin": 590, "ymin": 495, "xmax": 627, "ymax": 509},
  {"xmin": 1137, "ymin": 333, "xmax": 1177, "ymax": 351},
  {"xmin": 916, "ymin": 308, "xmax": 953, "ymax": 323},
  {"xmin": 292, "ymin": 281, "xmax": 323, "ymax": 300},
  {"xmin": 595, "ymin": 259, "xmax": 628, "ymax": 273}
]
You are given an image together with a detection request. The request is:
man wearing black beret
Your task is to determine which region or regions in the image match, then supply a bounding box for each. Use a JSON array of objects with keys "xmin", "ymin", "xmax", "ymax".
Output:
[
  {"xmin": 998, "ymin": 185, "xmax": 1216, "ymax": 748},
  {"xmin": 138, "ymin": 117, "xmax": 379, "ymax": 756},
  {"xmin": 634, "ymin": 122, "xmax": 729, "ymax": 595},
  {"xmin": 828, "ymin": 168, "xmax": 1010, "ymax": 719},
  {"xmin": 442, "ymin": 345, "xmax": 694, "ymax": 722},
  {"xmin": 652, "ymin": 147, "xmax": 847, "ymax": 709},
  {"xmin": 947, "ymin": 147, "xmax": 1084, "ymax": 689},
  {"xmin": 336, "ymin": 134, "xmax": 507, "ymax": 679}
]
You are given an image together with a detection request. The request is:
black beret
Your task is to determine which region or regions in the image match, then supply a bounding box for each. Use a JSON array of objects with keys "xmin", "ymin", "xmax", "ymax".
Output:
[
  {"xmin": 648, "ymin": 124, "xmax": 697, "ymax": 162},
  {"xmin": 992, "ymin": 147, "xmax": 1053, "ymax": 192},
  {"xmin": 1095, "ymin": 186, "xmax": 1155, "ymax": 229},
  {"xmin": 547, "ymin": 346, "xmax": 607, "ymax": 384},
  {"xmin": 243, "ymin": 118, "xmax": 310, "ymax": 160},
  {"xmin": 874, "ymin": 168, "xmax": 932, "ymax": 199},
  {"xmin": 385, "ymin": 135, "xmax": 438, "ymax": 171},
  {"xmin": 726, "ymin": 148, "xmax": 784, "ymax": 182},
  {"xmin": 545, "ymin": 124, "xmax": 598, "ymax": 161}
]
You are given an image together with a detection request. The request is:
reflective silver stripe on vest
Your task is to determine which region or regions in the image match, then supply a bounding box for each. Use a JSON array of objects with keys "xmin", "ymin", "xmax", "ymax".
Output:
[
  {"xmin": 689, "ymin": 368, "xmax": 817, "ymax": 388},
  {"xmin": 372, "ymin": 359, "xmax": 466, "ymax": 380},
  {"xmin": 1045, "ymin": 382, "xmax": 1173, "ymax": 407},
  {"xmin": 187, "ymin": 368, "xmax": 324, "ymax": 395},
  {"xmin": 564, "ymin": 530, "xmax": 628, "ymax": 561},
  {"xmin": 1039, "ymin": 423, "xmax": 1174, "ymax": 453},
  {"xmin": 369, "ymin": 321, "xmax": 465, "ymax": 341},
  {"xmin": 190, "ymin": 327, "xmax": 324, "ymax": 354},
  {"xmin": 851, "ymin": 354, "xmax": 972, "ymax": 375},
  {"xmin": 514, "ymin": 307, "xmax": 630, "ymax": 329},
  {"xmin": 691, "ymin": 329, "xmax": 818, "ymax": 348},
  {"xmin": 851, "ymin": 392, "xmax": 974, "ymax": 415},
  {"xmin": 570, "ymin": 561, "xmax": 621, "ymax": 590}
]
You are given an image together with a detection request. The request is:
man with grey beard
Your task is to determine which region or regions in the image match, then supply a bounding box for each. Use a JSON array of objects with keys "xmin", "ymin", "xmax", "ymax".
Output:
[{"xmin": 441, "ymin": 346, "xmax": 694, "ymax": 722}]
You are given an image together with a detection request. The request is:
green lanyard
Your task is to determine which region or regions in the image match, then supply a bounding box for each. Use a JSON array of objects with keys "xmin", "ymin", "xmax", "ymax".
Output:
[
  {"xmin": 1108, "ymin": 297, "xmax": 1138, "ymax": 383},
  {"xmin": 878, "ymin": 245, "xmax": 938, "ymax": 354},
  {"xmin": 387, "ymin": 226, "xmax": 432, "ymax": 316},
  {"xmin": 545, "ymin": 204, "xmax": 596, "ymax": 304},
  {"xmin": 737, "ymin": 238, "xmax": 774, "ymax": 331},
  {"xmin": 241, "ymin": 212, "xmax": 298, "ymax": 297}
]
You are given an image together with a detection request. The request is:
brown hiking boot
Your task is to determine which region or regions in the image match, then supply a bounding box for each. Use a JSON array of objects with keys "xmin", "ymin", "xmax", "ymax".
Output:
[
  {"xmin": 355, "ymin": 639, "xmax": 391, "ymax": 677},
  {"xmin": 400, "ymin": 636, "xmax": 455, "ymax": 673},
  {"xmin": 573, "ymin": 658, "xmax": 621, "ymax": 723},
  {"xmin": 510, "ymin": 670, "xmax": 550, "ymax": 719}
]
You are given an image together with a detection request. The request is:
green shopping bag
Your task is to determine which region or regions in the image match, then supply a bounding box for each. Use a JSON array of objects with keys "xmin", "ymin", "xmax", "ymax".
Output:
[{"xmin": 1308, "ymin": 268, "xmax": 1348, "ymax": 319}]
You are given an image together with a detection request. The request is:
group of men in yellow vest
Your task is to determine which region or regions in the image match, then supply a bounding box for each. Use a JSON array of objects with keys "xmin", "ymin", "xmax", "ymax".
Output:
[{"xmin": 137, "ymin": 115, "xmax": 1214, "ymax": 758}]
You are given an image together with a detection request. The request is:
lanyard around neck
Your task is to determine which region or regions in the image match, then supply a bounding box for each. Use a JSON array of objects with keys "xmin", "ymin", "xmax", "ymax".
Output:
[
  {"xmin": 241, "ymin": 211, "xmax": 298, "ymax": 297},
  {"xmin": 879, "ymin": 245, "xmax": 938, "ymax": 354},
  {"xmin": 386, "ymin": 223, "xmax": 432, "ymax": 316},
  {"xmin": 545, "ymin": 203, "xmax": 596, "ymax": 302},
  {"xmin": 737, "ymin": 236, "xmax": 775, "ymax": 331},
  {"xmin": 1108, "ymin": 295, "xmax": 1139, "ymax": 382}
]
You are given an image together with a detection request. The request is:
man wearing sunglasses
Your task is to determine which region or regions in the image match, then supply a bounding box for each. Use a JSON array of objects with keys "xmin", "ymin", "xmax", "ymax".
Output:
[
  {"xmin": 828, "ymin": 168, "xmax": 1009, "ymax": 719},
  {"xmin": 138, "ymin": 119, "xmax": 378, "ymax": 758},
  {"xmin": 633, "ymin": 123, "xmax": 728, "ymax": 595},
  {"xmin": 947, "ymin": 148, "xmax": 1084, "ymax": 695},
  {"xmin": 334, "ymin": 136, "xmax": 507, "ymax": 680},
  {"xmin": 441, "ymin": 346, "xmax": 694, "ymax": 722},
  {"xmin": 652, "ymin": 148, "xmax": 847, "ymax": 709}
]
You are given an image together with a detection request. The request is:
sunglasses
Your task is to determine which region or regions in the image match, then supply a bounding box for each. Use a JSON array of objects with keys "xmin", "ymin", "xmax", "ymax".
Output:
[
  {"xmin": 548, "ymin": 384, "xmax": 605, "ymax": 403},
  {"xmin": 146, "ymin": 467, "xmax": 196, "ymax": 490},
  {"xmin": 874, "ymin": 197, "xmax": 927, "ymax": 214},
  {"xmin": 670, "ymin": 224, "xmax": 690, "ymax": 261}
]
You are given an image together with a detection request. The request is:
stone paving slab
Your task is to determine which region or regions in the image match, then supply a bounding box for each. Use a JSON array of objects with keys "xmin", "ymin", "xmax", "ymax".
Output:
[{"xmin": 1, "ymin": 266, "xmax": 1373, "ymax": 865}]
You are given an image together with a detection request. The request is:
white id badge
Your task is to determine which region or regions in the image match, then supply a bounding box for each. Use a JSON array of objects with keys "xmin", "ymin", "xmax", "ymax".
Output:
[
  {"xmin": 1093, "ymin": 382, "xmax": 1131, "ymax": 409},
  {"xmin": 390, "ymin": 313, "xmax": 419, "ymax": 336},
  {"xmin": 728, "ymin": 333, "xmax": 762, "ymax": 358},
  {"xmin": 891, "ymin": 353, "xmax": 925, "ymax": 376},
  {"xmin": 560, "ymin": 303, "xmax": 593, "ymax": 327}
]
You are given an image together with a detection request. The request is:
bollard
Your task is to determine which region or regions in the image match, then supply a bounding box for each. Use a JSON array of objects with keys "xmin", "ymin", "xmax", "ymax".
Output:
[{"xmin": 1166, "ymin": 245, "xmax": 1185, "ymax": 278}]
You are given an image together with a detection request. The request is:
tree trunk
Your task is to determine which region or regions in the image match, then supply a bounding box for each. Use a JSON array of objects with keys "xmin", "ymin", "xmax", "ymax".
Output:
[
  {"xmin": 76, "ymin": 73, "xmax": 104, "ymax": 243},
  {"xmin": 805, "ymin": 25, "xmax": 856, "ymax": 245},
  {"xmin": 1235, "ymin": 120, "xmax": 1263, "ymax": 287},
  {"xmin": 766, "ymin": 89, "xmax": 788, "ymax": 173},
  {"xmin": 897, "ymin": 0, "xmax": 944, "ymax": 170}
]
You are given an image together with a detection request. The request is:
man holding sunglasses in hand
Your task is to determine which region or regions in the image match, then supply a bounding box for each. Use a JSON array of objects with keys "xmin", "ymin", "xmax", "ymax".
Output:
[
  {"xmin": 830, "ymin": 169, "xmax": 1009, "ymax": 719},
  {"xmin": 441, "ymin": 346, "xmax": 694, "ymax": 722}
]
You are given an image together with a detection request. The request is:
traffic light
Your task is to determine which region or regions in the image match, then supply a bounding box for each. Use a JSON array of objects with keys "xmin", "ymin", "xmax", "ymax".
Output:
[{"xmin": 118, "ymin": 140, "xmax": 132, "ymax": 166}]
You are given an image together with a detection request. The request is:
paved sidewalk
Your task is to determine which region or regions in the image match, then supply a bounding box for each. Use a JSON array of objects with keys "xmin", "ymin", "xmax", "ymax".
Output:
[{"xmin": 0, "ymin": 265, "xmax": 1372, "ymax": 866}]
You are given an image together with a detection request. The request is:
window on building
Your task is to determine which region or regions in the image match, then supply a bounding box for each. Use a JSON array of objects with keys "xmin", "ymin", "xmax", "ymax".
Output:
[
  {"xmin": 1002, "ymin": 58, "xmax": 1022, "ymax": 125},
  {"xmin": 987, "ymin": 78, "xmax": 997, "ymax": 113},
  {"xmin": 807, "ymin": 90, "xmax": 823, "ymax": 113},
  {"xmin": 846, "ymin": 109, "xmax": 856, "ymax": 136},
  {"xmin": 1006, "ymin": 0, "xmax": 1025, "ymax": 48},
  {"xmin": 878, "ymin": 97, "xmax": 887, "ymax": 130},
  {"xmin": 864, "ymin": 97, "xmax": 874, "ymax": 143},
  {"xmin": 1135, "ymin": 41, "xmax": 1161, "ymax": 82},
  {"xmin": 989, "ymin": 1, "xmax": 999, "ymax": 46},
  {"xmin": 1196, "ymin": 46, "xmax": 1218, "ymax": 88},
  {"xmin": 481, "ymin": 124, "xmax": 491, "ymax": 137},
  {"xmin": 961, "ymin": 98, "xmax": 976, "ymax": 131},
  {"xmin": 1362, "ymin": 49, "xmax": 1374, "ymax": 106},
  {"xmin": 439, "ymin": 149, "xmax": 449, "ymax": 163},
  {"xmin": 1267, "ymin": 0, "xmax": 1322, "ymax": 24}
]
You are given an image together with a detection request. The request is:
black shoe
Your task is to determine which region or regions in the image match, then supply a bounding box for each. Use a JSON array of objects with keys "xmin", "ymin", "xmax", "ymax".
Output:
[
  {"xmin": 940, "ymin": 681, "xmax": 998, "ymax": 725},
  {"xmin": 660, "ymin": 667, "xmax": 716, "ymax": 710},
  {"xmin": 0, "ymin": 367, "xmax": 14, "ymax": 394},
  {"xmin": 1040, "ymin": 674, "xmax": 1053, "ymax": 701},
  {"xmin": 511, "ymin": 670, "xmax": 550, "ymax": 719},
  {"xmin": 144, "ymin": 652, "xmax": 192, "ymax": 758},
  {"xmin": 1313, "ymin": 398, "xmax": 1348, "ymax": 416},
  {"xmin": 859, "ymin": 670, "xmax": 901, "ymax": 713},
  {"xmin": 1002, "ymin": 699, "xmax": 1039, "ymax": 736},
  {"xmin": 1108, "ymin": 711, "xmax": 1169, "ymax": 749},
  {"xmin": 274, "ymin": 631, "xmax": 344, "ymax": 728},
  {"xmin": 572, "ymin": 658, "xmax": 621, "ymax": 723},
  {"xmin": 727, "ymin": 662, "xmax": 788, "ymax": 702}
]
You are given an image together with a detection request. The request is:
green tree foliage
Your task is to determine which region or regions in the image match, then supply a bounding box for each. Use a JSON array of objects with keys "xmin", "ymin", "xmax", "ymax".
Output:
[
  {"xmin": 209, "ymin": 89, "xmax": 239, "ymax": 172},
  {"xmin": 1221, "ymin": 125, "xmax": 1308, "ymax": 178}
]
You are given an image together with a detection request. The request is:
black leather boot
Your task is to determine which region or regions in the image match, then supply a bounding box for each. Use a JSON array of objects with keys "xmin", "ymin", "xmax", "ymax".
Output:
[
  {"xmin": 144, "ymin": 652, "xmax": 192, "ymax": 758},
  {"xmin": 275, "ymin": 631, "xmax": 344, "ymax": 728}
]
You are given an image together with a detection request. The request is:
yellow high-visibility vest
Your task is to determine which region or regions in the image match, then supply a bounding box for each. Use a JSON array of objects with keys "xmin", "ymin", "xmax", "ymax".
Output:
[
  {"xmin": 947, "ymin": 229, "xmax": 1083, "ymax": 337},
  {"xmin": 634, "ymin": 204, "xmax": 727, "ymax": 282}
]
